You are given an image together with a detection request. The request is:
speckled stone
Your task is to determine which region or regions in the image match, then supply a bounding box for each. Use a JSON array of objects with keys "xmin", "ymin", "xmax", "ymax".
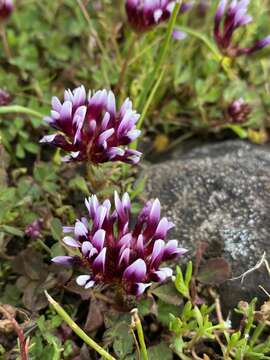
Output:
[{"xmin": 143, "ymin": 140, "xmax": 270, "ymax": 312}]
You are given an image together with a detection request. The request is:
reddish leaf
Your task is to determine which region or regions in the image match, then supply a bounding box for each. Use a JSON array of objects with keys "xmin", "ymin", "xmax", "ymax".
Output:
[{"xmin": 197, "ymin": 257, "xmax": 231, "ymax": 285}]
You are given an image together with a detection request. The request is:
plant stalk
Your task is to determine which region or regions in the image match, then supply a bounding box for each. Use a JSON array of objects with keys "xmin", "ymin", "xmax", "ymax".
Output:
[
  {"xmin": 115, "ymin": 33, "xmax": 138, "ymax": 97},
  {"xmin": 131, "ymin": 67, "xmax": 166, "ymax": 149},
  {"xmin": 174, "ymin": 25, "xmax": 235, "ymax": 78},
  {"xmin": 131, "ymin": 308, "xmax": 148, "ymax": 360},
  {"xmin": 0, "ymin": 24, "xmax": 11, "ymax": 59},
  {"xmin": 0, "ymin": 105, "xmax": 44, "ymax": 118},
  {"xmin": 0, "ymin": 306, "xmax": 29, "ymax": 360},
  {"xmin": 249, "ymin": 322, "xmax": 266, "ymax": 347},
  {"xmin": 136, "ymin": 0, "xmax": 182, "ymax": 113},
  {"xmin": 45, "ymin": 291, "xmax": 116, "ymax": 360},
  {"xmin": 137, "ymin": 67, "xmax": 165, "ymax": 129}
]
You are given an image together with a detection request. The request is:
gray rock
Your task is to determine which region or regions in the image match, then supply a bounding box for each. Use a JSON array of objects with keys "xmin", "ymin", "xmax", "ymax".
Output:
[{"xmin": 144, "ymin": 140, "xmax": 270, "ymax": 313}]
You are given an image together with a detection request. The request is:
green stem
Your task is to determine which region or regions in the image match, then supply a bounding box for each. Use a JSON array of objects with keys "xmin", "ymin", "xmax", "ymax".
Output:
[
  {"xmin": 0, "ymin": 105, "xmax": 44, "ymax": 119},
  {"xmin": 131, "ymin": 309, "xmax": 148, "ymax": 360},
  {"xmin": 137, "ymin": 67, "xmax": 165, "ymax": 130},
  {"xmin": 131, "ymin": 67, "xmax": 165, "ymax": 149},
  {"xmin": 115, "ymin": 32, "xmax": 138, "ymax": 98},
  {"xmin": 176, "ymin": 25, "xmax": 221, "ymax": 61},
  {"xmin": 175, "ymin": 25, "xmax": 234, "ymax": 78},
  {"xmin": 136, "ymin": 0, "xmax": 182, "ymax": 113},
  {"xmin": 45, "ymin": 292, "xmax": 116, "ymax": 360},
  {"xmin": 37, "ymin": 238, "xmax": 52, "ymax": 256},
  {"xmin": 250, "ymin": 322, "xmax": 266, "ymax": 347}
]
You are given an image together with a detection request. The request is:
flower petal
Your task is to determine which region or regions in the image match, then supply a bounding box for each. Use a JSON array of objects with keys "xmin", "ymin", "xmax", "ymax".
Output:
[
  {"xmin": 63, "ymin": 236, "xmax": 80, "ymax": 248},
  {"xmin": 92, "ymin": 229, "xmax": 106, "ymax": 251},
  {"xmin": 74, "ymin": 220, "xmax": 88, "ymax": 238},
  {"xmin": 93, "ymin": 248, "xmax": 107, "ymax": 274},
  {"xmin": 52, "ymin": 256, "xmax": 74, "ymax": 265},
  {"xmin": 123, "ymin": 259, "xmax": 146, "ymax": 283},
  {"xmin": 151, "ymin": 267, "xmax": 173, "ymax": 282}
]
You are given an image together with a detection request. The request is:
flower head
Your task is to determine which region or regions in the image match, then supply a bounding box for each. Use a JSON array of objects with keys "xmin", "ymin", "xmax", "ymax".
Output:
[
  {"xmin": 227, "ymin": 98, "xmax": 251, "ymax": 123},
  {"xmin": 40, "ymin": 86, "xmax": 141, "ymax": 165},
  {"xmin": 125, "ymin": 0, "xmax": 193, "ymax": 33},
  {"xmin": 0, "ymin": 89, "xmax": 11, "ymax": 105},
  {"xmin": 25, "ymin": 219, "xmax": 43, "ymax": 239},
  {"xmin": 214, "ymin": 0, "xmax": 270, "ymax": 57},
  {"xmin": 197, "ymin": 0, "xmax": 209, "ymax": 17},
  {"xmin": 52, "ymin": 192, "xmax": 187, "ymax": 296},
  {"xmin": 0, "ymin": 0, "xmax": 13, "ymax": 22}
]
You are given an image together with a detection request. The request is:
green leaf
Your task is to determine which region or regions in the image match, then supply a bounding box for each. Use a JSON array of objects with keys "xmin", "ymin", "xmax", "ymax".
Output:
[
  {"xmin": 50, "ymin": 218, "xmax": 62, "ymax": 241},
  {"xmin": 16, "ymin": 143, "xmax": 25, "ymax": 158},
  {"xmin": 148, "ymin": 342, "xmax": 173, "ymax": 360},
  {"xmin": 151, "ymin": 283, "xmax": 183, "ymax": 306},
  {"xmin": 0, "ymin": 224, "xmax": 24, "ymax": 237},
  {"xmin": 69, "ymin": 175, "xmax": 90, "ymax": 195},
  {"xmin": 24, "ymin": 142, "xmax": 39, "ymax": 154},
  {"xmin": 157, "ymin": 301, "xmax": 180, "ymax": 327},
  {"xmin": 174, "ymin": 266, "xmax": 190, "ymax": 299},
  {"xmin": 225, "ymin": 124, "xmax": 248, "ymax": 139}
]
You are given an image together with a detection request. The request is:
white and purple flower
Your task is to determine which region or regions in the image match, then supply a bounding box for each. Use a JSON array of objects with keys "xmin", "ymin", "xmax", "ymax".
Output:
[
  {"xmin": 214, "ymin": 0, "xmax": 270, "ymax": 57},
  {"xmin": 40, "ymin": 86, "xmax": 142, "ymax": 165},
  {"xmin": 25, "ymin": 219, "xmax": 43, "ymax": 240},
  {"xmin": 125, "ymin": 0, "xmax": 193, "ymax": 33},
  {"xmin": 0, "ymin": 89, "xmax": 11, "ymax": 105},
  {"xmin": 52, "ymin": 192, "xmax": 187, "ymax": 296},
  {"xmin": 227, "ymin": 98, "xmax": 251, "ymax": 123},
  {"xmin": 0, "ymin": 0, "xmax": 13, "ymax": 21}
]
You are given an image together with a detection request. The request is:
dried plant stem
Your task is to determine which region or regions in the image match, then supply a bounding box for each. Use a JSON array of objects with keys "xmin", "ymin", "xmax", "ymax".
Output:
[
  {"xmin": 131, "ymin": 308, "xmax": 148, "ymax": 360},
  {"xmin": 76, "ymin": 0, "xmax": 111, "ymax": 86},
  {"xmin": 0, "ymin": 306, "xmax": 29, "ymax": 360},
  {"xmin": 209, "ymin": 288, "xmax": 224, "ymax": 324},
  {"xmin": 0, "ymin": 24, "xmax": 11, "ymax": 59},
  {"xmin": 45, "ymin": 291, "xmax": 116, "ymax": 360},
  {"xmin": 115, "ymin": 33, "xmax": 138, "ymax": 96}
]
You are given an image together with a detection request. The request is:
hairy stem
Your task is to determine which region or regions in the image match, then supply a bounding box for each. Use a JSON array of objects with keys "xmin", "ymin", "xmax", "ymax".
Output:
[
  {"xmin": 0, "ymin": 306, "xmax": 29, "ymax": 360},
  {"xmin": 0, "ymin": 105, "xmax": 44, "ymax": 118},
  {"xmin": 45, "ymin": 291, "xmax": 116, "ymax": 360},
  {"xmin": 136, "ymin": 0, "xmax": 182, "ymax": 113},
  {"xmin": 131, "ymin": 308, "xmax": 148, "ymax": 360}
]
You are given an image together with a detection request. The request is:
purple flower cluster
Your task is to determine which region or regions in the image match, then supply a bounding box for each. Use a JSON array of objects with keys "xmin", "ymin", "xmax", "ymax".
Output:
[
  {"xmin": 214, "ymin": 0, "xmax": 270, "ymax": 57},
  {"xmin": 40, "ymin": 86, "xmax": 141, "ymax": 165},
  {"xmin": 25, "ymin": 219, "xmax": 43, "ymax": 240},
  {"xmin": 53, "ymin": 192, "xmax": 186, "ymax": 296},
  {"xmin": 228, "ymin": 98, "xmax": 251, "ymax": 123},
  {"xmin": 0, "ymin": 89, "xmax": 11, "ymax": 106},
  {"xmin": 0, "ymin": 0, "xmax": 13, "ymax": 22},
  {"xmin": 125, "ymin": 0, "xmax": 193, "ymax": 33}
]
